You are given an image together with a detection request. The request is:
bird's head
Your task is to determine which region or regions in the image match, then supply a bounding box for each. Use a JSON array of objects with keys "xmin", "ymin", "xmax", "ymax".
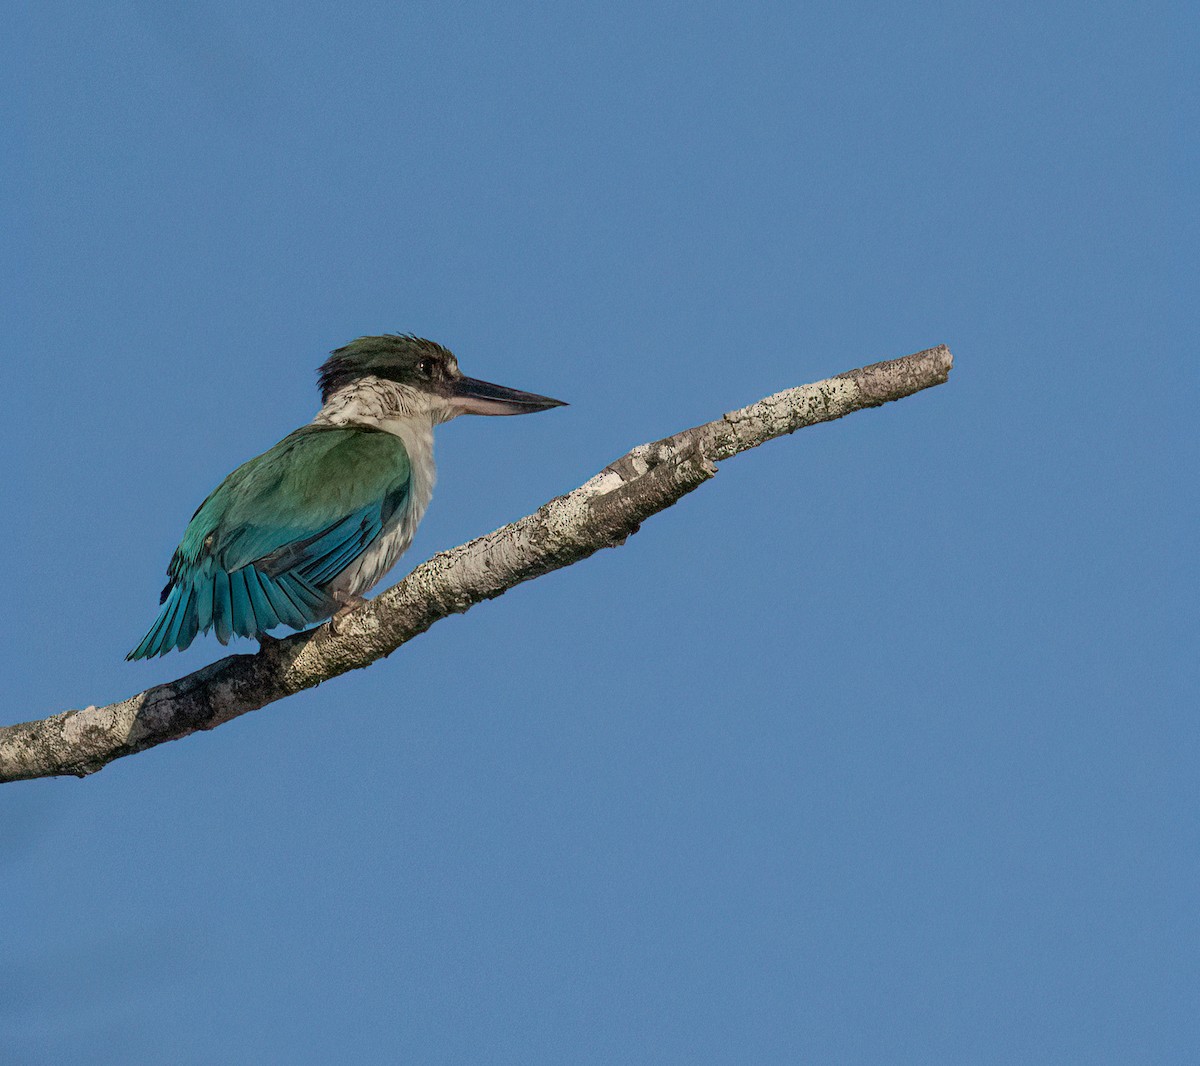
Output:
[{"xmin": 318, "ymin": 335, "xmax": 566, "ymax": 419}]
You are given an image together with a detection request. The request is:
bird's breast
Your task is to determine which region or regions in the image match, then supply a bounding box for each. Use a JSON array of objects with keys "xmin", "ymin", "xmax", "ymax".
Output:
[
  {"xmin": 327, "ymin": 415, "xmax": 436, "ymax": 598},
  {"xmin": 376, "ymin": 414, "xmax": 436, "ymax": 520}
]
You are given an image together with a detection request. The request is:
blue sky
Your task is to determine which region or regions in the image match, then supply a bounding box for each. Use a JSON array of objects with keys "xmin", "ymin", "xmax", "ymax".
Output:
[{"xmin": 5, "ymin": 1, "xmax": 1192, "ymax": 1062}]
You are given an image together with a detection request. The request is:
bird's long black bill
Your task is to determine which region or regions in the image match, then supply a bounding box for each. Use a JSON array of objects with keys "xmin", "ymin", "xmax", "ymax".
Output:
[{"xmin": 450, "ymin": 376, "xmax": 567, "ymax": 416}]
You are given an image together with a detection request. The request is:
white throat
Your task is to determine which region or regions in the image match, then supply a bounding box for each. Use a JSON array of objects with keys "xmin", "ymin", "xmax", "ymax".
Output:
[{"xmin": 313, "ymin": 375, "xmax": 457, "ymax": 429}]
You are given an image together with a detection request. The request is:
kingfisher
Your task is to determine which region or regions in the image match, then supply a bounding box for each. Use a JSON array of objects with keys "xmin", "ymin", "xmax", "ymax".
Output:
[{"xmin": 128, "ymin": 335, "xmax": 565, "ymax": 660}]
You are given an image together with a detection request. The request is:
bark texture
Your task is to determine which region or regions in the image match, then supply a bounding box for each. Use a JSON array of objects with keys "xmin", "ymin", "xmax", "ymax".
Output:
[{"xmin": 0, "ymin": 345, "xmax": 953, "ymax": 783}]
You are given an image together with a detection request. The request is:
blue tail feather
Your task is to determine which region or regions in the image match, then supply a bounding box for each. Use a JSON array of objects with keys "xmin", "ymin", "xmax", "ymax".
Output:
[
  {"xmin": 130, "ymin": 561, "xmax": 339, "ymax": 661},
  {"xmin": 128, "ymin": 616, "xmax": 162, "ymax": 661},
  {"xmin": 213, "ymin": 571, "xmax": 232, "ymax": 645},
  {"xmin": 149, "ymin": 597, "xmax": 178, "ymax": 658},
  {"xmin": 281, "ymin": 572, "xmax": 330, "ymax": 616},
  {"xmin": 128, "ymin": 582, "xmax": 186, "ymax": 660},
  {"xmin": 177, "ymin": 588, "xmax": 199, "ymax": 651},
  {"xmin": 229, "ymin": 570, "xmax": 255, "ymax": 637},
  {"xmin": 304, "ymin": 532, "xmax": 369, "ymax": 587},
  {"xmin": 244, "ymin": 567, "xmax": 281, "ymax": 633},
  {"xmin": 163, "ymin": 583, "xmax": 194, "ymax": 654},
  {"xmin": 259, "ymin": 572, "xmax": 307, "ymax": 629},
  {"xmin": 195, "ymin": 572, "xmax": 214, "ymax": 638}
]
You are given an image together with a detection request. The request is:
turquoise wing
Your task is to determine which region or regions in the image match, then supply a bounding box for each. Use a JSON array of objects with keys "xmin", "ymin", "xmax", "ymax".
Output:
[{"xmin": 129, "ymin": 425, "xmax": 411, "ymax": 659}]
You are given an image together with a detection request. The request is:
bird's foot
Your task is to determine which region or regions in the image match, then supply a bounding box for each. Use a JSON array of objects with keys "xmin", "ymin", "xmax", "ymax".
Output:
[{"xmin": 329, "ymin": 595, "xmax": 367, "ymax": 636}]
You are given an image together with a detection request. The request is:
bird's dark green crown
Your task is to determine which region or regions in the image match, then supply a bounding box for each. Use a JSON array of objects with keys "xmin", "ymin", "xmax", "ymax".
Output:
[{"xmin": 318, "ymin": 335, "xmax": 460, "ymax": 403}]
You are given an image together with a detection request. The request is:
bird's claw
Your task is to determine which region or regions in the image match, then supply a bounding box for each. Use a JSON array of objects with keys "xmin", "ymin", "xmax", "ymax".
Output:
[{"xmin": 329, "ymin": 596, "xmax": 366, "ymax": 636}]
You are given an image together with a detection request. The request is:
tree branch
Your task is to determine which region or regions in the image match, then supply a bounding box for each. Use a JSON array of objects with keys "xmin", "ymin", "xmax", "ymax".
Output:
[{"xmin": 0, "ymin": 345, "xmax": 953, "ymax": 783}]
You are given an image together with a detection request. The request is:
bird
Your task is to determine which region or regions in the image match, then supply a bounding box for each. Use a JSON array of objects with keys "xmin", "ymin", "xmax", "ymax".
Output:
[{"xmin": 128, "ymin": 335, "xmax": 566, "ymax": 660}]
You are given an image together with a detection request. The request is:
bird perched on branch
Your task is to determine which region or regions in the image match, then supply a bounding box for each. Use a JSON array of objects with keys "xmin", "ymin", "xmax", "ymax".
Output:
[{"xmin": 128, "ymin": 335, "xmax": 565, "ymax": 660}]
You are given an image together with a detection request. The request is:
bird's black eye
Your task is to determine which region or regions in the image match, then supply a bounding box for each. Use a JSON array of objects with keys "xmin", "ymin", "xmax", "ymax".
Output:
[{"xmin": 418, "ymin": 358, "xmax": 435, "ymax": 378}]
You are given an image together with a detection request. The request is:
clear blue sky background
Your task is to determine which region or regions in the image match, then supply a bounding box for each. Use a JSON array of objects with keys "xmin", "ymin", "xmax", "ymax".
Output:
[{"xmin": 5, "ymin": 1, "xmax": 1192, "ymax": 1062}]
